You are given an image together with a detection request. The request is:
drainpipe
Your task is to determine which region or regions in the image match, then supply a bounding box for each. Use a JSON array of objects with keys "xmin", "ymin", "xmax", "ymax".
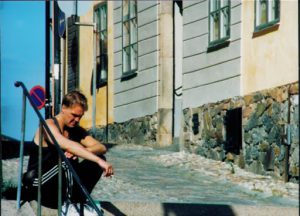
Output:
[
  {"xmin": 283, "ymin": 92, "xmax": 291, "ymax": 182},
  {"xmin": 45, "ymin": 1, "xmax": 51, "ymax": 118}
]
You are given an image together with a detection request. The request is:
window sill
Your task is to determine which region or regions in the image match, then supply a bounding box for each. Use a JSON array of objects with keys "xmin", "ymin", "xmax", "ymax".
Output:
[
  {"xmin": 253, "ymin": 23, "xmax": 280, "ymax": 38},
  {"xmin": 207, "ymin": 39, "xmax": 230, "ymax": 53},
  {"xmin": 121, "ymin": 71, "xmax": 137, "ymax": 81}
]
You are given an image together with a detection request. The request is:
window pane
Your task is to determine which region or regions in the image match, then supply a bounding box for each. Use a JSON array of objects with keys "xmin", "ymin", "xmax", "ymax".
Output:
[
  {"xmin": 270, "ymin": 0, "xmax": 279, "ymax": 21},
  {"xmin": 100, "ymin": 55, "xmax": 107, "ymax": 80},
  {"xmin": 221, "ymin": 7, "xmax": 229, "ymax": 38},
  {"xmin": 123, "ymin": 21, "xmax": 130, "ymax": 46},
  {"xmin": 259, "ymin": 0, "xmax": 268, "ymax": 24},
  {"xmin": 101, "ymin": 67, "xmax": 107, "ymax": 80},
  {"xmin": 210, "ymin": 14, "xmax": 214, "ymax": 41},
  {"xmin": 123, "ymin": 0, "xmax": 138, "ymax": 73},
  {"xmin": 222, "ymin": 0, "xmax": 229, "ymax": 7},
  {"xmin": 123, "ymin": 47, "xmax": 130, "ymax": 72},
  {"xmin": 100, "ymin": 31, "xmax": 107, "ymax": 54},
  {"xmin": 130, "ymin": 0, "xmax": 137, "ymax": 19},
  {"xmin": 96, "ymin": 56, "xmax": 101, "ymax": 76},
  {"xmin": 100, "ymin": 6, "xmax": 107, "ymax": 31},
  {"xmin": 131, "ymin": 44, "xmax": 138, "ymax": 70},
  {"xmin": 130, "ymin": 19, "xmax": 137, "ymax": 44},
  {"xmin": 123, "ymin": 0, "xmax": 129, "ymax": 20},
  {"xmin": 210, "ymin": 0, "xmax": 220, "ymax": 11},
  {"xmin": 211, "ymin": 12, "xmax": 220, "ymax": 41},
  {"xmin": 96, "ymin": 32, "xmax": 100, "ymax": 57}
]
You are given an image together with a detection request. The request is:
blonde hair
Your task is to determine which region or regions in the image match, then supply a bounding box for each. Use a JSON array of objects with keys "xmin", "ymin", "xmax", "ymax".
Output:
[{"xmin": 62, "ymin": 90, "xmax": 88, "ymax": 111}]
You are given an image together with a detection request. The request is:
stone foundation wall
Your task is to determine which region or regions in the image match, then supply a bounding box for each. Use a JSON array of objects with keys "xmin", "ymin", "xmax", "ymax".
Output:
[
  {"xmin": 183, "ymin": 82, "xmax": 299, "ymax": 182},
  {"xmin": 93, "ymin": 114, "xmax": 158, "ymax": 146},
  {"xmin": 92, "ymin": 82, "xmax": 298, "ymax": 182}
]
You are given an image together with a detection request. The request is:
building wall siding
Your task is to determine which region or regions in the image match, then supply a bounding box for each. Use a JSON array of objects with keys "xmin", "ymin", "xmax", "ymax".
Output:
[
  {"xmin": 182, "ymin": 0, "xmax": 242, "ymax": 109},
  {"xmin": 113, "ymin": 1, "xmax": 159, "ymax": 123}
]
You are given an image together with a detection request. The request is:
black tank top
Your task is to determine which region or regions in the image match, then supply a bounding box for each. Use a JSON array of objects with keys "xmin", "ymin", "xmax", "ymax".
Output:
[{"xmin": 26, "ymin": 117, "xmax": 67, "ymax": 186}]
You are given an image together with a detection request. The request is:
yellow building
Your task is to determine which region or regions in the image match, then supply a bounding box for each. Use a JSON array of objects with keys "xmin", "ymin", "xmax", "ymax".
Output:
[
  {"xmin": 64, "ymin": 1, "xmax": 114, "ymax": 129},
  {"xmin": 242, "ymin": 0, "xmax": 298, "ymax": 94}
]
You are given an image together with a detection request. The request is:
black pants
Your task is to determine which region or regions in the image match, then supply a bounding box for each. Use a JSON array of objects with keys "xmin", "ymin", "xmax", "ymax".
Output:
[
  {"xmin": 24, "ymin": 158, "xmax": 104, "ymax": 209},
  {"xmin": 70, "ymin": 158, "xmax": 104, "ymax": 203}
]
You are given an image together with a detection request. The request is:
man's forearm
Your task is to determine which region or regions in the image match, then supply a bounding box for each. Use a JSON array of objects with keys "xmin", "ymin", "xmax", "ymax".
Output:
[{"xmin": 86, "ymin": 144, "xmax": 107, "ymax": 155}]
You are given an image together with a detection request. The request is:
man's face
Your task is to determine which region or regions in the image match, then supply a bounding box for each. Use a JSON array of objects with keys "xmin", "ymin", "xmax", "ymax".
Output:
[{"xmin": 62, "ymin": 104, "xmax": 84, "ymax": 127}]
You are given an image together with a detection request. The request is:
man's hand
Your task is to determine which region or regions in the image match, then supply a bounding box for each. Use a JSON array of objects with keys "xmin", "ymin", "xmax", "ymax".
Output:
[
  {"xmin": 98, "ymin": 160, "xmax": 114, "ymax": 177},
  {"xmin": 64, "ymin": 151, "xmax": 77, "ymax": 160}
]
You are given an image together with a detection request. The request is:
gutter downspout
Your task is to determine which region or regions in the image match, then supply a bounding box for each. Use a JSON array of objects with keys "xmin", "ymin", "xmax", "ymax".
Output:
[
  {"xmin": 45, "ymin": 1, "xmax": 51, "ymax": 118},
  {"xmin": 283, "ymin": 92, "xmax": 291, "ymax": 182}
]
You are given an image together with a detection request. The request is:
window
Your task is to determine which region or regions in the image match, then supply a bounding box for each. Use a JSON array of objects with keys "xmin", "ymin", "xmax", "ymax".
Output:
[
  {"xmin": 122, "ymin": 0, "xmax": 138, "ymax": 77},
  {"xmin": 208, "ymin": 0, "xmax": 230, "ymax": 48},
  {"xmin": 95, "ymin": 3, "xmax": 108, "ymax": 87},
  {"xmin": 255, "ymin": 0, "xmax": 279, "ymax": 31}
]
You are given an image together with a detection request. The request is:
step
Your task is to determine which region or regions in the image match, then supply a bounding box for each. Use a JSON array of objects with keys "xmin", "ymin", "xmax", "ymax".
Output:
[
  {"xmin": 2, "ymin": 200, "xmax": 298, "ymax": 216},
  {"xmin": 101, "ymin": 201, "xmax": 299, "ymax": 216}
]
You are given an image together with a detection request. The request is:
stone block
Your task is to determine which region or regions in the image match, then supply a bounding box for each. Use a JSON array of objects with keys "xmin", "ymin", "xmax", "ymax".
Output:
[
  {"xmin": 250, "ymin": 147, "xmax": 259, "ymax": 160},
  {"xmin": 244, "ymin": 115, "xmax": 262, "ymax": 131},
  {"xmin": 290, "ymin": 165, "xmax": 299, "ymax": 177},
  {"xmin": 251, "ymin": 127, "xmax": 268, "ymax": 145},
  {"xmin": 268, "ymin": 126, "xmax": 281, "ymax": 145},
  {"xmin": 248, "ymin": 161, "xmax": 265, "ymax": 175},
  {"xmin": 215, "ymin": 149, "xmax": 226, "ymax": 161},
  {"xmin": 289, "ymin": 83, "xmax": 298, "ymax": 95},
  {"xmin": 244, "ymin": 95, "xmax": 254, "ymax": 106},
  {"xmin": 259, "ymin": 141, "xmax": 270, "ymax": 152},
  {"xmin": 253, "ymin": 92, "xmax": 264, "ymax": 102},
  {"xmin": 258, "ymin": 152, "xmax": 267, "ymax": 169},
  {"xmin": 237, "ymin": 152, "xmax": 245, "ymax": 169},
  {"xmin": 226, "ymin": 152, "xmax": 234, "ymax": 161},
  {"xmin": 244, "ymin": 132, "xmax": 252, "ymax": 144},
  {"xmin": 207, "ymin": 149, "xmax": 219, "ymax": 161},
  {"xmin": 243, "ymin": 106, "xmax": 253, "ymax": 119},
  {"xmin": 272, "ymin": 145, "xmax": 281, "ymax": 157},
  {"xmin": 256, "ymin": 103, "xmax": 267, "ymax": 117},
  {"xmin": 244, "ymin": 146, "xmax": 252, "ymax": 163},
  {"xmin": 290, "ymin": 145, "xmax": 299, "ymax": 165},
  {"xmin": 269, "ymin": 87, "xmax": 288, "ymax": 103}
]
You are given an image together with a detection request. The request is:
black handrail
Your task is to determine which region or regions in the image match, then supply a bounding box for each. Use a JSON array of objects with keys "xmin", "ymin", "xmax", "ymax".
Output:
[{"xmin": 15, "ymin": 81, "xmax": 103, "ymax": 215}]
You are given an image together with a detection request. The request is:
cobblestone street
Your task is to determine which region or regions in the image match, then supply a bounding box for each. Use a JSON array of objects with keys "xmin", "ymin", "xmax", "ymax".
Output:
[
  {"xmin": 1, "ymin": 144, "xmax": 299, "ymax": 215},
  {"xmin": 91, "ymin": 145, "xmax": 299, "ymax": 207}
]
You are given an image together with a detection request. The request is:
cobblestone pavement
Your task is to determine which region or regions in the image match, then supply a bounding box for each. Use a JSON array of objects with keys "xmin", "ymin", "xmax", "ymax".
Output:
[
  {"xmin": 2, "ymin": 144, "xmax": 299, "ymax": 208},
  {"xmin": 92, "ymin": 145, "xmax": 299, "ymax": 207}
]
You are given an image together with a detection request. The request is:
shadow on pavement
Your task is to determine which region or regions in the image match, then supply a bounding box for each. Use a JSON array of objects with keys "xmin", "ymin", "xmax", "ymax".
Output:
[
  {"xmin": 101, "ymin": 201, "xmax": 127, "ymax": 216},
  {"xmin": 1, "ymin": 135, "xmax": 33, "ymax": 159},
  {"xmin": 162, "ymin": 203, "xmax": 235, "ymax": 216},
  {"xmin": 100, "ymin": 202, "xmax": 236, "ymax": 216}
]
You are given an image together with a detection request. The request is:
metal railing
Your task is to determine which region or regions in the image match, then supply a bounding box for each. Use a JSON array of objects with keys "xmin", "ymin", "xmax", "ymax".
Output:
[{"xmin": 15, "ymin": 81, "xmax": 103, "ymax": 216}]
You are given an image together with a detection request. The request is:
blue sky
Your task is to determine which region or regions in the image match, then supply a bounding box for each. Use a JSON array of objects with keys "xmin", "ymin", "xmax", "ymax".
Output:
[
  {"xmin": 0, "ymin": 1, "xmax": 94, "ymax": 140},
  {"xmin": 0, "ymin": 1, "xmax": 46, "ymax": 140}
]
